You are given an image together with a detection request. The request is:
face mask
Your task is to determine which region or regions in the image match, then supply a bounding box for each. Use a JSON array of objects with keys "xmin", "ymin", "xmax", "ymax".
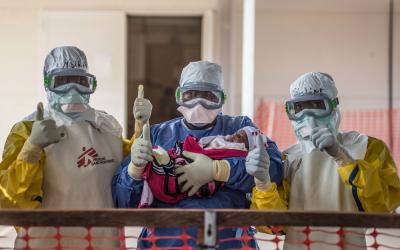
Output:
[
  {"xmin": 178, "ymin": 104, "xmax": 221, "ymax": 126},
  {"xmin": 293, "ymin": 116, "xmax": 317, "ymax": 141},
  {"xmin": 292, "ymin": 111, "xmax": 340, "ymax": 153},
  {"xmin": 61, "ymin": 103, "xmax": 89, "ymax": 113},
  {"xmin": 47, "ymin": 85, "xmax": 90, "ymax": 114}
]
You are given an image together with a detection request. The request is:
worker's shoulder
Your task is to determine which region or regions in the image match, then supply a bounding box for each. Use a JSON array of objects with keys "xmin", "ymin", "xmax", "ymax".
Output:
[
  {"xmin": 282, "ymin": 143, "xmax": 303, "ymax": 159},
  {"xmin": 94, "ymin": 110, "xmax": 123, "ymax": 137},
  {"xmin": 216, "ymin": 114, "xmax": 254, "ymax": 127},
  {"xmin": 339, "ymin": 130, "xmax": 367, "ymax": 144},
  {"xmin": 151, "ymin": 116, "xmax": 183, "ymax": 131},
  {"xmin": 341, "ymin": 130, "xmax": 387, "ymax": 148},
  {"xmin": 95, "ymin": 110, "xmax": 119, "ymax": 122},
  {"xmin": 5, "ymin": 109, "xmax": 42, "ymax": 139},
  {"xmin": 9, "ymin": 120, "xmax": 34, "ymax": 138},
  {"xmin": 149, "ymin": 114, "xmax": 254, "ymax": 132}
]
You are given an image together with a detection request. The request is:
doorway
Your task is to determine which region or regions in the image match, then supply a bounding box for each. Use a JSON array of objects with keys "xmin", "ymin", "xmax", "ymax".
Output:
[{"xmin": 127, "ymin": 16, "xmax": 202, "ymax": 136}]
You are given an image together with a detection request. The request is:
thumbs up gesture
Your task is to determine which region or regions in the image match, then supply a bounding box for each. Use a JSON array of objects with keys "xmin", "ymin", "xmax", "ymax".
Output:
[
  {"xmin": 28, "ymin": 102, "xmax": 63, "ymax": 148},
  {"xmin": 131, "ymin": 124, "xmax": 153, "ymax": 167},
  {"xmin": 245, "ymin": 134, "xmax": 271, "ymax": 184},
  {"xmin": 133, "ymin": 85, "xmax": 152, "ymax": 124}
]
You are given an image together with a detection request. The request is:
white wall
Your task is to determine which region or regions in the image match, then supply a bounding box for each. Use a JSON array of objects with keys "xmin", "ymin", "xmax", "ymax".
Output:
[
  {"xmin": 254, "ymin": 0, "xmax": 400, "ymax": 111},
  {"xmin": 0, "ymin": 8, "xmax": 43, "ymax": 155},
  {"xmin": 41, "ymin": 10, "xmax": 127, "ymax": 133},
  {"xmin": 220, "ymin": 0, "xmax": 244, "ymax": 116},
  {"xmin": 0, "ymin": 0, "xmax": 224, "ymax": 154}
]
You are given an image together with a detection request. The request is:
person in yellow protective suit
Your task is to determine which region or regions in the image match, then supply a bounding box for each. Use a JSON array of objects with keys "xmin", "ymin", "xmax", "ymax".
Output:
[
  {"xmin": 246, "ymin": 72, "xmax": 400, "ymax": 250},
  {"xmin": 0, "ymin": 46, "xmax": 151, "ymax": 249}
]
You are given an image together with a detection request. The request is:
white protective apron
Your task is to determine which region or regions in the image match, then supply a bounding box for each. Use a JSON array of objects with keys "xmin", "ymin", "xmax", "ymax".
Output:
[
  {"xmin": 15, "ymin": 119, "xmax": 123, "ymax": 249},
  {"xmin": 284, "ymin": 149, "xmax": 367, "ymax": 250}
]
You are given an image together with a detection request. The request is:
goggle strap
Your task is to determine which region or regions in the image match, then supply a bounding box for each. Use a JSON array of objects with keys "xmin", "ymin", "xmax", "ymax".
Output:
[
  {"xmin": 92, "ymin": 79, "xmax": 97, "ymax": 92},
  {"xmin": 285, "ymin": 102, "xmax": 289, "ymax": 115},
  {"xmin": 221, "ymin": 93, "xmax": 227, "ymax": 104},
  {"xmin": 175, "ymin": 87, "xmax": 181, "ymax": 101},
  {"xmin": 330, "ymin": 98, "xmax": 339, "ymax": 109},
  {"xmin": 44, "ymin": 76, "xmax": 51, "ymax": 88}
]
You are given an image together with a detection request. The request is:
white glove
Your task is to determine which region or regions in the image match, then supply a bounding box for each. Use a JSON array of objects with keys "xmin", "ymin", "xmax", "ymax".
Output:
[
  {"xmin": 152, "ymin": 146, "xmax": 170, "ymax": 165},
  {"xmin": 311, "ymin": 126, "xmax": 354, "ymax": 165},
  {"xmin": 131, "ymin": 124, "xmax": 153, "ymax": 167},
  {"xmin": 28, "ymin": 102, "xmax": 63, "ymax": 149},
  {"xmin": 311, "ymin": 126, "xmax": 339, "ymax": 157},
  {"xmin": 133, "ymin": 97, "xmax": 152, "ymax": 124},
  {"xmin": 176, "ymin": 151, "xmax": 230, "ymax": 196},
  {"xmin": 246, "ymin": 135, "xmax": 271, "ymax": 186}
]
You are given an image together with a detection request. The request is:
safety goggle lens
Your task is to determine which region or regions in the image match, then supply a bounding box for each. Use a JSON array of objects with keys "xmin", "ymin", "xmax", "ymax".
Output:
[
  {"xmin": 53, "ymin": 75, "xmax": 93, "ymax": 89},
  {"xmin": 181, "ymin": 90, "xmax": 221, "ymax": 104},
  {"xmin": 293, "ymin": 99, "xmax": 326, "ymax": 114}
]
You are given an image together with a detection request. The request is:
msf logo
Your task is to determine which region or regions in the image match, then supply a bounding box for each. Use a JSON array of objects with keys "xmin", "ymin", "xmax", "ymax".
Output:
[
  {"xmin": 77, "ymin": 147, "xmax": 115, "ymax": 168},
  {"xmin": 77, "ymin": 147, "xmax": 98, "ymax": 168}
]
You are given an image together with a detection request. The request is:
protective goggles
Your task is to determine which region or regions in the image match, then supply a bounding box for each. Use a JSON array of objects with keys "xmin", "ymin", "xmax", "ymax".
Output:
[
  {"xmin": 44, "ymin": 73, "xmax": 97, "ymax": 94},
  {"xmin": 285, "ymin": 94, "xmax": 339, "ymax": 121},
  {"xmin": 176, "ymin": 87, "xmax": 226, "ymax": 109}
]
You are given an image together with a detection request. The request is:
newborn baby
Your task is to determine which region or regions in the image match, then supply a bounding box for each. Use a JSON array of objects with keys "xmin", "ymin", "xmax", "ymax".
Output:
[
  {"xmin": 198, "ymin": 126, "xmax": 268, "ymax": 151},
  {"xmin": 139, "ymin": 126, "xmax": 271, "ymax": 207}
]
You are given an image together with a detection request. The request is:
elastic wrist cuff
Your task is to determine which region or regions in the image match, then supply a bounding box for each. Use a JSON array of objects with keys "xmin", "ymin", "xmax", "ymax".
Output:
[
  {"xmin": 17, "ymin": 140, "xmax": 43, "ymax": 164},
  {"xmin": 128, "ymin": 162, "xmax": 145, "ymax": 180},
  {"xmin": 335, "ymin": 146, "xmax": 354, "ymax": 166},
  {"xmin": 254, "ymin": 178, "xmax": 272, "ymax": 192},
  {"xmin": 213, "ymin": 160, "xmax": 231, "ymax": 182}
]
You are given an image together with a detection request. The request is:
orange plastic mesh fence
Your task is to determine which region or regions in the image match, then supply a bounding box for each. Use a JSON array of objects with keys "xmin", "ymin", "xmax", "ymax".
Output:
[
  {"xmin": 0, "ymin": 209, "xmax": 399, "ymax": 250},
  {"xmin": 0, "ymin": 226, "xmax": 398, "ymax": 249}
]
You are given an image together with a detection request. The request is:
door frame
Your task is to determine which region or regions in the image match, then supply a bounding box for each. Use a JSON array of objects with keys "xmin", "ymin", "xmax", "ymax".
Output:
[
  {"xmin": 124, "ymin": 9, "xmax": 215, "ymax": 134},
  {"xmin": 125, "ymin": 9, "xmax": 215, "ymax": 62}
]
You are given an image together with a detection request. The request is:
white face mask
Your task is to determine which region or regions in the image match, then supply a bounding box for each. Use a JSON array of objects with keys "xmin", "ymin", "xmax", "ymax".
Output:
[
  {"xmin": 292, "ymin": 111, "xmax": 340, "ymax": 154},
  {"xmin": 60, "ymin": 103, "xmax": 89, "ymax": 113},
  {"xmin": 47, "ymin": 86, "xmax": 90, "ymax": 114},
  {"xmin": 178, "ymin": 104, "xmax": 221, "ymax": 126}
]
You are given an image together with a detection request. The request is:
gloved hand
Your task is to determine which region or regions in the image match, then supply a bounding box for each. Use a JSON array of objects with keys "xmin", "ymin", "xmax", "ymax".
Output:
[
  {"xmin": 176, "ymin": 151, "xmax": 230, "ymax": 196},
  {"xmin": 152, "ymin": 146, "xmax": 170, "ymax": 165},
  {"xmin": 28, "ymin": 102, "xmax": 62, "ymax": 148},
  {"xmin": 133, "ymin": 97, "xmax": 152, "ymax": 124},
  {"xmin": 129, "ymin": 124, "xmax": 153, "ymax": 180},
  {"xmin": 311, "ymin": 126, "xmax": 339, "ymax": 157},
  {"xmin": 311, "ymin": 126, "xmax": 354, "ymax": 165},
  {"xmin": 246, "ymin": 134, "xmax": 271, "ymax": 189}
]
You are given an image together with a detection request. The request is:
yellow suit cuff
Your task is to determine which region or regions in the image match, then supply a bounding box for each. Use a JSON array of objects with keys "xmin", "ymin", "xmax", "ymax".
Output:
[
  {"xmin": 213, "ymin": 160, "xmax": 231, "ymax": 182},
  {"xmin": 17, "ymin": 140, "xmax": 43, "ymax": 164},
  {"xmin": 255, "ymin": 178, "xmax": 272, "ymax": 192}
]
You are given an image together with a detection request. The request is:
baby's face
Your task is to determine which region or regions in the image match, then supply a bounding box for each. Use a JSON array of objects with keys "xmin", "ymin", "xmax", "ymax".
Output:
[{"xmin": 225, "ymin": 130, "xmax": 249, "ymax": 150}]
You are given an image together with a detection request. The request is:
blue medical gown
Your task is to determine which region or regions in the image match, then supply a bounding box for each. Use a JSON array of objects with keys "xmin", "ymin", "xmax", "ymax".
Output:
[{"xmin": 112, "ymin": 114, "xmax": 283, "ymax": 249}]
